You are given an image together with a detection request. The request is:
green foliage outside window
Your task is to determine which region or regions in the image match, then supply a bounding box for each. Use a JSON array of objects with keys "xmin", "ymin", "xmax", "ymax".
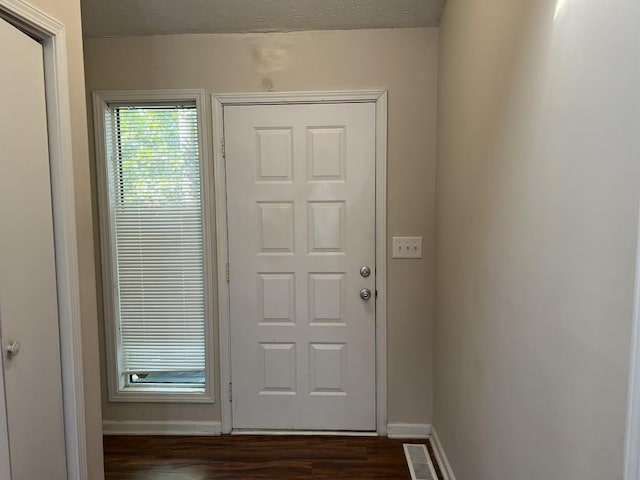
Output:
[{"xmin": 115, "ymin": 105, "xmax": 200, "ymax": 206}]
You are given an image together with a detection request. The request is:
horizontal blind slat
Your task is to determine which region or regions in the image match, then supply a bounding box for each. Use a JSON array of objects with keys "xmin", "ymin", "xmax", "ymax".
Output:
[{"xmin": 106, "ymin": 104, "xmax": 206, "ymax": 375}]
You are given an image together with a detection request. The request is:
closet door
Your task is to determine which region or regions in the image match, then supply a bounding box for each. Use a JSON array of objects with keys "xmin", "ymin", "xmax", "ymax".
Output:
[{"xmin": 0, "ymin": 16, "xmax": 67, "ymax": 480}]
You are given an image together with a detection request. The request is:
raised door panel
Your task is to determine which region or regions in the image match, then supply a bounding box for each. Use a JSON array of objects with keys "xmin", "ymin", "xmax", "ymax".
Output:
[
  {"xmin": 309, "ymin": 273, "xmax": 347, "ymax": 325},
  {"xmin": 307, "ymin": 127, "xmax": 346, "ymax": 182},
  {"xmin": 257, "ymin": 202, "xmax": 295, "ymax": 254},
  {"xmin": 308, "ymin": 202, "xmax": 346, "ymax": 254},
  {"xmin": 258, "ymin": 274, "xmax": 296, "ymax": 325},
  {"xmin": 259, "ymin": 343, "xmax": 297, "ymax": 395},
  {"xmin": 255, "ymin": 128, "xmax": 293, "ymax": 182}
]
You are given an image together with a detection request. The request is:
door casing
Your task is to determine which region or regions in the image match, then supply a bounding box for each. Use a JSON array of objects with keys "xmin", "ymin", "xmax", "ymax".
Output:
[
  {"xmin": 0, "ymin": 0, "xmax": 88, "ymax": 478},
  {"xmin": 625, "ymin": 203, "xmax": 640, "ymax": 480},
  {"xmin": 212, "ymin": 90, "xmax": 388, "ymax": 435}
]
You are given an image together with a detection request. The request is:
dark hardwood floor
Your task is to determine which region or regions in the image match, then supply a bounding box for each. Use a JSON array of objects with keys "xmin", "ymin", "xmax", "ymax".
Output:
[{"xmin": 103, "ymin": 435, "xmax": 442, "ymax": 479}]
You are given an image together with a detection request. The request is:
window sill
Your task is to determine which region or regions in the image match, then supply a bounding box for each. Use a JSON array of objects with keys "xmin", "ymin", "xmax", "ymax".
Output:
[{"xmin": 109, "ymin": 386, "xmax": 215, "ymax": 404}]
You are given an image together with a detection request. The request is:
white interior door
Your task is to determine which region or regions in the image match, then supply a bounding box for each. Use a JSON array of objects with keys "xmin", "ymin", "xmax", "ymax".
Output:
[
  {"xmin": 225, "ymin": 102, "xmax": 377, "ymax": 430},
  {"xmin": 0, "ymin": 17, "xmax": 67, "ymax": 479}
]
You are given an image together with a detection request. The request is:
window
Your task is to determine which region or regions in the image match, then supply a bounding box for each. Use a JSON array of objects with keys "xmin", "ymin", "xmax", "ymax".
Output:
[{"xmin": 94, "ymin": 91, "xmax": 213, "ymax": 402}]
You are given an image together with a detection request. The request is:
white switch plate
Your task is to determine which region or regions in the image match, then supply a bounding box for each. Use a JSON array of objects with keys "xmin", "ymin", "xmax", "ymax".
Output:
[{"xmin": 392, "ymin": 236, "xmax": 423, "ymax": 259}]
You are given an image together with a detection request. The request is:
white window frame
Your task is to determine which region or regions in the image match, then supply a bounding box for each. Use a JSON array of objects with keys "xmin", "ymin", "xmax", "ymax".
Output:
[{"xmin": 93, "ymin": 89, "xmax": 215, "ymax": 403}]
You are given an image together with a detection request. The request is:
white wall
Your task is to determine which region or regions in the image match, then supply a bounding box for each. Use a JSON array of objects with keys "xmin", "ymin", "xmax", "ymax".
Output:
[
  {"xmin": 435, "ymin": 0, "xmax": 640, "ymax": 479},
  {"xmin": 83, "ymin": 28, "xmax": 438, "ymax": 427}
]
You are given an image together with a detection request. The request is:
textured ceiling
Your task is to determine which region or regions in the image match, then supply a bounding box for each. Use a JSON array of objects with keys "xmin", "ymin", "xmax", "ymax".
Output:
[{"xmin": 81, "ymin": 0, "xmax": 445, "ymax": 38}]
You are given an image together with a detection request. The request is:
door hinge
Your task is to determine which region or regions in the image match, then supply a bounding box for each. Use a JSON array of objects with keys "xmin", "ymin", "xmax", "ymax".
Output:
[
  {"xmin": 375, "ymin": 290, "xmax": 378, "ymax": 300},
  {"xmin": 221, "ymin": 137, "xmax": 226, "ymax": 158},
  {"xmin": 228, "ymin": 382, "xmax": 232, "ymax": 402},
  {"xmin": 226, "ymin": 262, "xmax": 230, "ymax": 283}
]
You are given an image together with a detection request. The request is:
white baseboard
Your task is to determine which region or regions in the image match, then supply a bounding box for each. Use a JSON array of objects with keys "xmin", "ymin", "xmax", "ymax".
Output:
[
  {"xmin": 430, "ymin": 427, "xmax": 456, "ymax": 480},
  {"xmin": 232, "ymin": 430, "xmax": 377, "ymax": 436},
  {"xmin": 386, "ymin": 423, "xmax": 432, "ymax": 439},
  {"xmin": 103, "ymin": 419, "xmax": 222, "ymax": 436}
]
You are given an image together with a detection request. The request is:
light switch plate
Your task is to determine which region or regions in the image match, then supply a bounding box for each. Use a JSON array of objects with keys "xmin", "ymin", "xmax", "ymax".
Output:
[{"xmin": 392, "ymin": 236, "xmax": 423, "ymax": 259}]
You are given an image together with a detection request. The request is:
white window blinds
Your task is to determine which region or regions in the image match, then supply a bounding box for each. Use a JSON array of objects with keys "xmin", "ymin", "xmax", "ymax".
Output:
[{"xmin": 104, "ymin": 104, "xmax": 206, "ymax": 376}]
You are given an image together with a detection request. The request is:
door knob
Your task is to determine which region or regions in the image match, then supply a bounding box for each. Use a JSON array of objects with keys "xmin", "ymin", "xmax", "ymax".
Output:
[
  {"xmin": 360, "ymin": 266, "xmax": 371, "ymax": 278},
  {"xmin": 5, "ymin": 340, "xmax": 20, "ymax": 357},
  {"xmin": 360, "ymin": 288, "xmax": 372, "ymax": 301}
]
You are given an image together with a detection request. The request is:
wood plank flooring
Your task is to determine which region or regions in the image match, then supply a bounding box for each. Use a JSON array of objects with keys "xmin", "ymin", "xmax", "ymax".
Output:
[{"xmin": 103, "ymin": 435, "xmax": 442, "ymax": 479}]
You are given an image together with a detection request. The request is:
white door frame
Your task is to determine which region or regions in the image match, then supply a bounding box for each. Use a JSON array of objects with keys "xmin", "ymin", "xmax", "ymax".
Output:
[
  {"xmin": 212, "ymin": 90, "xmax": 388, "ymax": 435},
  {"xmin": 0, "ymin": 337, "xmax": 9, "ymax": 478},
  {"xmin": 0, "ymin": 1, "xmax": 88, "ymax": 478},
  {"xmin": 625, "ymin": 204, "xmax": 640, "ymax": 480}
]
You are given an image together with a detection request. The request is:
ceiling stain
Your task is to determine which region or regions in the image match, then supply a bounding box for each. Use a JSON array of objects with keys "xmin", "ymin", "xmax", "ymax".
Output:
[{"xmin": 251, "ymin": 40, "xmax": 293, "ymax": 74}]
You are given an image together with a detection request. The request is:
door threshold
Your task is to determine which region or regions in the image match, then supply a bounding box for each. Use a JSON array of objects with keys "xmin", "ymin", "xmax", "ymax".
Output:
[{"xmin": 231, "ymin": 429, "xmax": 378, "ymax": 437}]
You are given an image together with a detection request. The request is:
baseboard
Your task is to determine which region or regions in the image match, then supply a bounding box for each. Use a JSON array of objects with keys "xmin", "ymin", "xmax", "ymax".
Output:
[
  {"xmin": 232, "ymin": 430, "xmax": 377, "ymax": 436},
  {"xmin": 430, "ymin": 427, "xmax": 456, "ymax": 480},
  {"xmin": 386, "ymin": 423, "xmax": 432, "ymax": 439},
  {"xmin": 103, "ymin": 419, "xmax": 222, "ymax": 436}
]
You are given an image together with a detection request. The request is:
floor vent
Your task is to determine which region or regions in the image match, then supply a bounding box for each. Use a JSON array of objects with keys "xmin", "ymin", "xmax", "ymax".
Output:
[{"xmin": 403, "ymin": 443, "xmax": 438, "ymax": 480}]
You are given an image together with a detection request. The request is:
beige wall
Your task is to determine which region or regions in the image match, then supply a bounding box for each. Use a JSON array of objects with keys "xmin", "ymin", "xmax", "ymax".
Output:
[
  {"xmin": 83, "ymin": 28, "xmax": 438, "ymax": 426},
  {"xmin": 6, "ymin": 0, "xmax": 104, "ymax": 478},
  {"xmin": 435, "ymin": 0, "xmax": 640, "ymax": 479}
]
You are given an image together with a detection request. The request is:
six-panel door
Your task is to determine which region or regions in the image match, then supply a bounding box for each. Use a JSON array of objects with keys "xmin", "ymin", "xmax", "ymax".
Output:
[{"xmin": 225, "ymin": 103, "xmax": 377, "ymax": 430}]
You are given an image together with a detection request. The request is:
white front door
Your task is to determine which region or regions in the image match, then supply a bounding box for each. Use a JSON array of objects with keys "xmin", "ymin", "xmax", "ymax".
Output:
[
  {"xmin": 0, "ymin": 17, "xmax": 67, "ymax": 479},
  {"xmin": 225, "ymin": 102, "xmax": 377, "ymax": 430}
]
